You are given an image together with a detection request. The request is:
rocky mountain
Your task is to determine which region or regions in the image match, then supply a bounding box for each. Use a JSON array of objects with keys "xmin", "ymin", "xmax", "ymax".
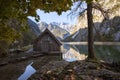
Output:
[
  {"xmin": 64, "ymin": 16, "xmax": 120, "ymax": 42},
  {"xmin": 59, "ymin": 22, "xmax": 75, "ymax": 34},
  {"xmin": 27, "ymin": 19, "xmax": 75, "ymax": 40},
  {"xmin": 64, "ymin": 0, "xmax": 120, "ymax": 42},
  {"xmin": 27, "ymin": 19, "xmax": 40, "ymax": 36},
  {"xmin": 37, "ymin": 22, "xmax": 71, "ymax": 39}
]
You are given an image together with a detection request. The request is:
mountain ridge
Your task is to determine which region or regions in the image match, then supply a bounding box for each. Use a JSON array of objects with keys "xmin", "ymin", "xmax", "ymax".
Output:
[{"xmin": 27, "ymin": 19, "xmax": 75, "ymax": 40}]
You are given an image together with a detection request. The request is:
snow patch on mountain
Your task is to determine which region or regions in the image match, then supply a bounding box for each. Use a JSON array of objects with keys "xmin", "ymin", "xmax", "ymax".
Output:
[{"xmin": 72, "ymin": 31, "xmax": 79, "ymax": 39}]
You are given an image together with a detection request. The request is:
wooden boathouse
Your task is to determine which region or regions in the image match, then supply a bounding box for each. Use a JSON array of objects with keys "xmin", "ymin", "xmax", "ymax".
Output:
[{"xmin": 33, "ymin": 28, "xmax": 62, "ymax": 54}]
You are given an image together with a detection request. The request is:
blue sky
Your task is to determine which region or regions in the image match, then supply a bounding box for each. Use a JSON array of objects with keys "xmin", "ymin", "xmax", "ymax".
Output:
[
  {"xmin": 36, "ymin": 9, "xmax": 77, "ymax": 24},
  {"xmin": 28, "ymin": 9, "xmax": 77, "ymax": 24},
  {"xmin": 28, "ymin": 1, "xmax": 86, "ymax": 24}
]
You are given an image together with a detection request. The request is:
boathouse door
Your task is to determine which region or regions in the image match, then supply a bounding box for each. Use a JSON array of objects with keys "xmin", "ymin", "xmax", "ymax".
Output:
[{"xmin": 41, "ymin": 40, "xmax": 49, "ymax": 52}]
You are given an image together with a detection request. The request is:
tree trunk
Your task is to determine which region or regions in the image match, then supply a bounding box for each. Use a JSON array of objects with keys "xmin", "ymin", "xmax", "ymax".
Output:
[{"xmin": 87, "ymin": 3, "xmax": 96, "ymax": 60}]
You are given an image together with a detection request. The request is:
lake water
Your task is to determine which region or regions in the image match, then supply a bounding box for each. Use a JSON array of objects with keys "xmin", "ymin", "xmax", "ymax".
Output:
[
  {"xmin": 18, "ymin": 62, "xmax": 36, "ymax": 80},
  {"xmin": 62, "ymin": 44, "xmax": 120, "ymax": 62}
]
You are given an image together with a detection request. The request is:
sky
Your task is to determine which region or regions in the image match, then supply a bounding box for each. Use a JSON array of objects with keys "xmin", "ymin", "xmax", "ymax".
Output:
[
  {"xmin": 36, "ymin": 9, "xmax": 77, "ymax": 24},
  {"xmin": 28, "ymin": 9, "xmax": 77, "ymax": 24},
  {"xmin": 28, "ymin": 1, "xmax": 86, "ymax": 25}
]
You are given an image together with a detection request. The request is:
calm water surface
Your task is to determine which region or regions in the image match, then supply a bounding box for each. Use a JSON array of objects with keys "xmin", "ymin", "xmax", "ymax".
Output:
[
  {"xmin": 18, "ymin": 62, "xmax": 36, "ymax": 80},
  {"xmin": 62, "ymin": 44, "xmax": 120, "ymax": 62}
]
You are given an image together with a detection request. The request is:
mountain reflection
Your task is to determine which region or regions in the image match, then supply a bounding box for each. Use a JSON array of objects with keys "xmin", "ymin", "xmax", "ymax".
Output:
[
  {"xmin": 62, "ymin": 44, "xmax": 87, "ymax": 61},
  {"xmin": 62, "ymin": 44, "xmax": 120, "ymax": 62}
]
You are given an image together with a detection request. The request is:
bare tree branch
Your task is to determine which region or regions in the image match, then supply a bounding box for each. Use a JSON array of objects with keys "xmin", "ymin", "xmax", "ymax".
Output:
[
  {"xmin": 92, "ymin": 2, "xmax": 110, "ymax": 20},
  {"xmin": 67, "ymin": 1, "xmax": 87, "ymax": 19}
]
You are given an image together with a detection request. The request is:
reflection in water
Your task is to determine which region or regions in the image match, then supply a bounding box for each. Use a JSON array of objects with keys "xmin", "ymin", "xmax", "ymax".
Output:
[
  {"xmin": 94, "ymin": 45, "xmax": 120, "ymax": 62},
  {"xmin": 18, "ymin": 62, "xmax": 36, "ymax": 80},
  {"xmin": 62, "ymin": 44, "xmax": 120, "ymax": 62},
  {"xmin": 62, "ymin": 45, "xmax": 87, "ymax": 62}
]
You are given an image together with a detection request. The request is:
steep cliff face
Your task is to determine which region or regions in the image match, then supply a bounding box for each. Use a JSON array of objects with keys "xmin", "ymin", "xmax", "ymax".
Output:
[{"xmin": 65, "ymin": 0, "xmax": 120, "ymax": 41}]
